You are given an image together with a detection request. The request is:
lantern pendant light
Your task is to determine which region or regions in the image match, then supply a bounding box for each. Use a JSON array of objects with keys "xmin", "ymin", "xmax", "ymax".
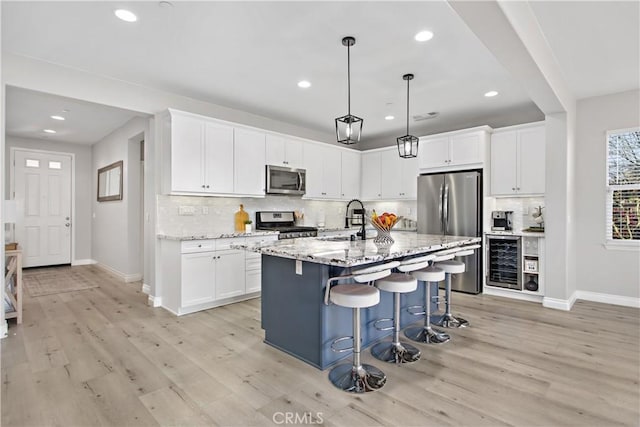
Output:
[
  {"xmin": 335, "ymin": 36, "xmax": 363, "ymax": 145},
  {"xmin": 397, "ymin": 73, "xmax": 419, "ymax": 158}
]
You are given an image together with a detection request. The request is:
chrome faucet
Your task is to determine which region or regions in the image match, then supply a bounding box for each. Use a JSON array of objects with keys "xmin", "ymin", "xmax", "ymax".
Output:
[{"xmin": 345, "ymin": 199, "xmax": 366, "ymax": 240}]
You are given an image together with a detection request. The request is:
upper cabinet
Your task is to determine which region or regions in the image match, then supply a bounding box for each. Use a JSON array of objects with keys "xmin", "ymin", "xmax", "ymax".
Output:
[
  {"xmin": 490, "ymin": 124, "xmax": 545, "ymax": 196},
  {"xmin": 303, "ymin": 142, "xmax": 342, "ymax": 199},
  {"xmin": 169, "ymin": 112, "xmax": 234, "ymax": 194},
  {"xmin": 341, "ymin": 150, "xmax": 361, "ymax": 200},
  {"xmin": 162, "ymin": 109, "xmax": 264, "ymax": 196},
  {"xmin": 361, "ymin": 148, "xmax": 418, "ymax": 200},
  {"xmin": 234, "ymin": 128, "xmax": 266, "ymax": 196},
  {"xmin": 418, "ymin": 128, "xmax": 489, "ymax": 172},
  {"xmin": 265, "ymin": 134, "xmax": 304, "ymax": 169}
]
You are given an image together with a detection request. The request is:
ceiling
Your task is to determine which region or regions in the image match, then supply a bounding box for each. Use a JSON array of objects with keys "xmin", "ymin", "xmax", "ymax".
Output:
[
  {"xmin": 5, "ymin": 86, "xmax": 144, "ymax": 145},
  {"xmin": 2, "ymin": 1, "xmax": 637, "ymax": 149}
]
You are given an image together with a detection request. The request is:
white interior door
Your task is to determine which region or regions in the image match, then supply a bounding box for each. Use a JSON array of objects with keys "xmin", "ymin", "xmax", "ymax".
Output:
[{"xmin": 13, "ymin": 150, "xmax": 72, "ymax": 267}]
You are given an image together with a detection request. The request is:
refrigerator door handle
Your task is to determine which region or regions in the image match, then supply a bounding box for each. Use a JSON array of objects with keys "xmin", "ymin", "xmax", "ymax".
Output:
[
  {"xmin": 443, "ymin": 182, "xmax": 449, "ymax": 233},
  {"xmin": 439, "ymin": 183, "xmax": 444, "ymax": 232}
]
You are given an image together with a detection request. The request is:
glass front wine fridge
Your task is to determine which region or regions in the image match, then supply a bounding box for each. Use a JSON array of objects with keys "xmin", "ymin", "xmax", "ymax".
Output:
[{"xmin": 486, "ymin": 235, "xmax": 522, "ymax": 290}]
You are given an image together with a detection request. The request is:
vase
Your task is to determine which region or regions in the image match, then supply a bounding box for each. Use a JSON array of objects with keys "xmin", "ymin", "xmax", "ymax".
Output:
[
  {"xmin": 373, "ymin": 230, "xmax": 394, "ymax": 249},
  {"xmin": 245, "ymin": 224, "xmax": 252, "ymax": 233}
]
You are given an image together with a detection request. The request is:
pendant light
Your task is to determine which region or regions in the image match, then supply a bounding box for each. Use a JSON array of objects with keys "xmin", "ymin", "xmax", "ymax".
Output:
[
  {"xmin": 335, "ymin": 36, "xmax": 363, "ymax": 145},
  {"xmin": 397, "ymin": 73, "xmax": 419, "ymax": 158}
]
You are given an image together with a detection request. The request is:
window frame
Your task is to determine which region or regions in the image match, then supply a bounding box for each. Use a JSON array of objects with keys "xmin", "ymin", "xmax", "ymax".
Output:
[{"xmin": 605, "ymin": 127, "xmax": 640, "ymax": 250}]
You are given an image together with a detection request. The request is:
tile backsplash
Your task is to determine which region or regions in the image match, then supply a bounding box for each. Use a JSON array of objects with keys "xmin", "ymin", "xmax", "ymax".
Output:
[
  {"xmin": 156, "ymin": 195, "xmax": 417, "ymax": 236},
  {"xmin": 489, "ymin": 197, "xmax": 545, "ymax": 231}
]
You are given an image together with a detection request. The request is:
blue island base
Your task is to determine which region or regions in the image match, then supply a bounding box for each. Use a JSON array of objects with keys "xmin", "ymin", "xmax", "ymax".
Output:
[{"xmin": 261, "ymin": 255, "xmax": 439, "ymax": 370}]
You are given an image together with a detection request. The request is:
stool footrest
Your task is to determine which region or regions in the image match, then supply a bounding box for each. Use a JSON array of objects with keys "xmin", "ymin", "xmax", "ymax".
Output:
[
  {"xmin": 407, "ymin": 305, "xmax": 426, "ymax": 316},
  {"xmin": 331, "ymin": 336, "xmax": 354, "ymax": 353},
  {"xmin": 373, "ymin": 318, "xmax": 394, "ymax": 331}
]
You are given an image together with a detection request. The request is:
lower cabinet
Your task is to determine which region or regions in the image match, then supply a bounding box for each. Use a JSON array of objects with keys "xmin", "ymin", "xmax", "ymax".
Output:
[{"xmin": 159, "ymin": 235, "xmax": 277, "ymax": 315}]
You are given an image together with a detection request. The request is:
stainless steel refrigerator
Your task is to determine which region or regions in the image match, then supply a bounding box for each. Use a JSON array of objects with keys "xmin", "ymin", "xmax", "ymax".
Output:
[{"xmin": 417, "ymin": 170, "xmax": 482, "ymax": 294}]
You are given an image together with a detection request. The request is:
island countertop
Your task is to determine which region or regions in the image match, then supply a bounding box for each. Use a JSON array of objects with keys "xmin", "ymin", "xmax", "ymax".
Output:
[{"xmin": 234, "ymin": 232, "xmax": 481, "ymax": 267}]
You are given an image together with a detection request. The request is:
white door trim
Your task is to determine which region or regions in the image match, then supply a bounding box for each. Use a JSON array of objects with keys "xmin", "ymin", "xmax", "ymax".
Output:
[{"xmin": 10, "ymin": 147, "xmax": 77, "ymax": 265}]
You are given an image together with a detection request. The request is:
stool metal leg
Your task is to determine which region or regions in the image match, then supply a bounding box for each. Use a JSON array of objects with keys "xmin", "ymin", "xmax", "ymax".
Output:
[
  {"xmin": 371, "ymin": 293, "xmax": 421, "ymax": 363},
  {"xmin": 329, "ymin": 307, "xmax": 387, "ymax": 393},
  {"xmin": 432, "ymin": 273, "xmax": 469, "ymax": 328},
  {"xmin": 405, "ymin": 281, "xmax": 450, "ymax": 344}
]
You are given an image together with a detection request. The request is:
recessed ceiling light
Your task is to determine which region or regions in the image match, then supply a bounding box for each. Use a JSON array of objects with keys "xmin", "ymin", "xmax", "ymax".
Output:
[
  {"xmin": 484, "ymin": 90, "xmax": 499, "ymax": 97},
  {"xmin": 115, "ymin": 9, "xmax": 137, "ymax": 22},
  {"xmin": 51, "ymin": 115, "xmax": 65, "ymax": 121},
  {"xmin": 158, "ymin": 1, "xmax": 174, "ymax": 8},
  {"xmin": 414, "ymin": 30, "xmax": 434, "ymax": 42},
  {"xmin": 43, "ymin": 129, "xmax": 56, "ymax": 134},
  {"xmin": 297, "ymin": 80, "xmax": 311, "ymax": 88},
  {"xmin": 385, "ymin": 115, "xmax": 395, "ymax": 121}
]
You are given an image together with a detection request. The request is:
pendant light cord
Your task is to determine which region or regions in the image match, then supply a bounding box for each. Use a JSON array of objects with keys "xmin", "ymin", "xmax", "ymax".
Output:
[
  {"xmin": 406, "ymin": 77, "xmax": 410, "ymax": 134},
  {"xmin": 347, "ymin": 43, "xmax": 351, "ymax": 116}
]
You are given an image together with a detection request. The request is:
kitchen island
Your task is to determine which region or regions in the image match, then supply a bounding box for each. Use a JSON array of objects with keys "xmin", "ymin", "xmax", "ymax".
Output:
[{"xmin": 237, "ymin": 233, "xmax": 481, "ymax": 370}]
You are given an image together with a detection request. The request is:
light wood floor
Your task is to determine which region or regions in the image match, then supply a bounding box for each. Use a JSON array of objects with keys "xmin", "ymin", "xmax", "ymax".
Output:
[{"xmin": 2, "ymin": 265, "xmax": 639, "ymax": 427}]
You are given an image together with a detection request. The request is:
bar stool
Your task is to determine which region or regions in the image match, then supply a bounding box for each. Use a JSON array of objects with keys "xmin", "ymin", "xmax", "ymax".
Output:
[
  {"xmin": 433, "ymin": 244, "xmax": 480, "ymax": 328},
  {"xmin": 370, "ymin": 255, "xmax": 432, "ymax": 364},
  {"xmin": 404, "ymin": 251, "xmax": 452, "ymax": 344},
  {"xmin": 324, "ymin": 261, "xmax": 400, "ymax": 393}
]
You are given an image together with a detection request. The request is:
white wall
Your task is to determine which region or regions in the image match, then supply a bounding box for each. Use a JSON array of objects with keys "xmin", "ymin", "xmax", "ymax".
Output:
[
  {"xmin": 574, "ymin": 90, "xmax": 640, "ymax": 299},
  {"xmin": 92, "ymin": 117, "xmax": 147, "ymax": 279},
  {"xmin": 5, "ymin": 136, "xmax": 93, "ymax": 262}
]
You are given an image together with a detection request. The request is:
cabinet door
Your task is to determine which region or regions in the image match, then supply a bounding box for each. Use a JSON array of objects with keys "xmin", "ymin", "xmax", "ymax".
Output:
[
  {"xmin": 265, "ymin": 134, "xmax": 286, "ymax": 166},
  {"xmin": 303, "ymin": 143, "xmax": 324, "ymax": 198},
  {"xmin": 215, "ymin": 250, "xmax": 246, "ymax": 300},
  {"xmin": 518, "ymin": 126, "xmax": 545, "ymax": 194},
  {"xmin": 341, "ymin": 150, "xmax": 361, "ymax": 200},
  {"xmin": 381, "ymin": 149, "xmax": 402, "ymax": 199},
  {"xmin": 490, "ymin": 131, "xmax": 518, "ymax": 195},
  {"xmin": 361, "ymin": 152, "xmax": 381, "ymax": 200},
  {"xmin": 450, "ymin": 133, "xmax": 482, "ymax": 165},
  {"xmin": 418, "ymin": 136, "xmax": 450, "ymax": 169},
  {"xmin": 171, "ymin": 114, "xmax": 205, "ymax": 192},
  {"xmin": 181, "ymin": 252, "xmax": 216, "ymax": 307},
  {"xmin": 401, "ymin": 155, "xmax": 419, "ymax": 199},
  {"xmin": 234, "ymin": 128, "xmax": 266, "ymax": 196},
  {"xmin": 284, "ymin": 138, "xmax": 304, "ymax": 169},
  {"xmin": 245, "ymin": 270, "xmax": 261, "ymax": 294},
  {"xmin": 323, "ymin": 146, "xmax": 342, "ymax": 198},
  {"xmin": 204, "ymin": 122, "xmax": 234, "ymax": 193}
]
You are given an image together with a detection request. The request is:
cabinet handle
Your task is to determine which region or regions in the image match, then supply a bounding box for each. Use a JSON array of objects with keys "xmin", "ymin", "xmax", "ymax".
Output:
[
  {"xmin": 206, "ymin": 185, "xmax": 210, "ymax": 189},
  {"xmin": 512, "ymin": 187, "xmax": 516, "ymax": 191},
  {"xmin": 198, "ymin": 244, "xmax": 202, "ymax": 247},
  {"xmin": 201, "ymin": 185, "xmax": 205, "ymax": 188}
]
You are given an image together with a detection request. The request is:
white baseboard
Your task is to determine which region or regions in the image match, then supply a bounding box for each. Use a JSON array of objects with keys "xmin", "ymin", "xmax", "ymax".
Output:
[
  {"xmin": 95, "ymin": 263, "xmax": 142, "ymax": 283},
  {"xmin": 148, "ymin": 295, "xmax": 162, "ymax": 308},
  {"xmin": 543, "ymin": 291, "xmax": 578, "ymax": 311},
  {"xmin": 483, "ymin": 286, "xmax": 543, "ymax": 303},
  {"xmin": 142, "ymin": 283, "xmax": 151, "ymax": 294},
  {"xmin": 0, "ymin": 320, "xmax": 8, "ymax": 339},
  {"xmin": 71, "ymin": 259, "xmax": 97, "ymax": 266},
  {"xmin": 575, "ymin": 291, "xmax": 640, "ymax": 308}
]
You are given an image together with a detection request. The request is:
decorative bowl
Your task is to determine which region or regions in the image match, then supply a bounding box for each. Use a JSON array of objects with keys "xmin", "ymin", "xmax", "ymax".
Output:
[{"xmin": 369, "ymin": 215, "xmax": 403, "ymax": 249}]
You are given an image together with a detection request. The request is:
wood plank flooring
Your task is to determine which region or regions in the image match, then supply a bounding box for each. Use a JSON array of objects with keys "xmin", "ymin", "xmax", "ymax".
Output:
[{"xmin": 2, "ymin": 265, "xmax": 639, "ymax": 426}]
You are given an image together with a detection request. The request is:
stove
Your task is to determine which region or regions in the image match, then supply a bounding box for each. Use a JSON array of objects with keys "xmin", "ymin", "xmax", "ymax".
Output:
[{"xmin": 255, "ymin": 211, "xmax": 318, "ymax": 239}]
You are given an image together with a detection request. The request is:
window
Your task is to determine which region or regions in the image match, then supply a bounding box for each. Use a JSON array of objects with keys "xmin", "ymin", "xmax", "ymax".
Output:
[
  {"xmin": 48, "ymin": 161, "xmax": 62, "ymax": 169},
  {"xmin": 606, "ymin": 128, "xmax": 640, "ymax": 246},
  {"xmin": 25, "ymin": 159, "xmax": 40, "ymax": 168}
]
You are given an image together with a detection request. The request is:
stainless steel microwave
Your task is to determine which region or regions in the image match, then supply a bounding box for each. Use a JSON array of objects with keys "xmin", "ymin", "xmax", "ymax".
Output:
[{"xmin": 265, "ymin": 165, "xmax": 306, "ymax": 195}]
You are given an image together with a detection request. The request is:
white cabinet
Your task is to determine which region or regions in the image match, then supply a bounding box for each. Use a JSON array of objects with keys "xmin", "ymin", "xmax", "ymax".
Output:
[
  {"xmin": 181, "ymin": 251, "xmax": 216, "ymax": 307},
  {"xmin": 234, "ymin": 128, "xmax": 266, "ymax": 196},
  {"xmin": 159, "ymin": 234, "xmax": 277, "ymax": 316},
  {"xmin": 304, "ymin": 143, "xmax": 342, "ymax": 199},
  {"xmin": 169, "ymin": 113, "xmax": 234, "ymax": 194},
  {"xmin": 362, "ymin": 149, "xmax": 417, "ymax": 200},
  {"xmin": 340, "ymin": 150, "xmax": 361, "ymax": 200},
  {"xmin": 215, "ymin": 249, "xmax": 246, "ymax": 300},
  {"xmin": 490, "ymin": 124, "xmax": 545, "ymax": 196},
  {"xmin": 265, "ymin": 134, "xmax": 304, "ymax": 168},
  {"xmin": 361, "ymin": 151, "xmax": 382, "ymax": 200},
  {"xmin": 418, "ymin": 129, "xmax": 488, "ymax": 171}
]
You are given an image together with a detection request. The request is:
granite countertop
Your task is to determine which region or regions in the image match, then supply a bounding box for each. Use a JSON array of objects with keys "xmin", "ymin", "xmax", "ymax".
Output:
[
  {"xmin": 233, "ymin": 233, "xmax": 481, "ymax": 267},
  {"xmin": 157, "ymin": 231, "xmax": 279, "ymax": 241}
]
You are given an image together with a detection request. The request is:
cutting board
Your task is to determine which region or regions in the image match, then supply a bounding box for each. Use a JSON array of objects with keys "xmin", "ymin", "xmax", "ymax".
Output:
[{"xmin": 234, "ymin": 204, "xmax": 249, "ymax": 232}]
